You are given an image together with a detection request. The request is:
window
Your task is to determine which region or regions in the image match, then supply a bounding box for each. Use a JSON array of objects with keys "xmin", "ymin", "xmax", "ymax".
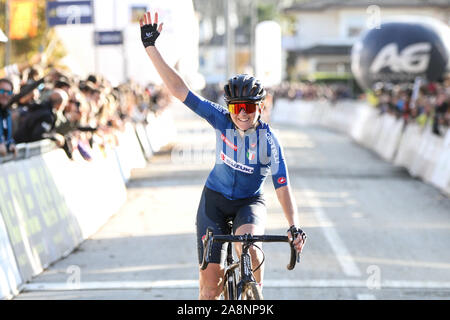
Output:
[{"xmin": 347, "ymin": 26, "xmax": 363, "ymax": 38}]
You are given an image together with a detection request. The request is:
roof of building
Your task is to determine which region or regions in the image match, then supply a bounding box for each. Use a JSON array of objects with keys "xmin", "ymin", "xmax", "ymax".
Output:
[
  {"xmin": 285, "ymin": 0, "xmax": 450, "ymax": 12},
  {"xmin": 292, "ymin": 44, "xmax": 353, "ymax": 56}
]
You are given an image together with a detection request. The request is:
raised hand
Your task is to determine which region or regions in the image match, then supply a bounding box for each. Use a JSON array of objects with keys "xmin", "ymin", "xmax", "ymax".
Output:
[{"xmin": 139, "ymin": 11, "xmax": 164, "ymax": 48}]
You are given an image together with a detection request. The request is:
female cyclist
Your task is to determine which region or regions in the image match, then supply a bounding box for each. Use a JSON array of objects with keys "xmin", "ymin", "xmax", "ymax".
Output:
[{"xmin": 139, "ymin": 11, "xmax": 306, "ymax": 300}]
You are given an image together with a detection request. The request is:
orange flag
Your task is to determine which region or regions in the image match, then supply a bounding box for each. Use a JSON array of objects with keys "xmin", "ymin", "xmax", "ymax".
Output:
[{"xmin": 9, "ymin": 0, "xmax": 38, "ymax": 40}]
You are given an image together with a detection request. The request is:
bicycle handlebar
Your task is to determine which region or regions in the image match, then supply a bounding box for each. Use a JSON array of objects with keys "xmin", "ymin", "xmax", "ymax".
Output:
[{"xmin": 200, "ymin": 229, "xmax": 300, "ymax": 271}]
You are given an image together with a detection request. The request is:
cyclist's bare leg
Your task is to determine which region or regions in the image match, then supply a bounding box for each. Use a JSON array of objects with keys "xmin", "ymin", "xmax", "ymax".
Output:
[
  {"xmin": 234, "ymin": 223, "xmax": 265, "ymax": 284},
  {"xmin": 199, "ymin": 263, "xmax": 225, "ymax": 300}
]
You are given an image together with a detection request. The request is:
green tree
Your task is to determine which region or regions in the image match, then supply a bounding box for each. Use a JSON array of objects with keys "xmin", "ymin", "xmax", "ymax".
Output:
[
  {"xmin": 257, "ymin": 0, "xmax": 298, "ymax": 35},
  {"xmin": 0, "ymin": 0, "xmax": 66, "ymax": 68}
]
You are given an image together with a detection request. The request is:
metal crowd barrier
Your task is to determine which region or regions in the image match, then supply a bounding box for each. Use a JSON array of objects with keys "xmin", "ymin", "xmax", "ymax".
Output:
[
  {"xmin": 272, "ymin": 98, "xmax": 450, "ymax": 197},
  {"xmin": 0, "ymin": 111, "xmax": 178, "ymax": 299},
  {"xmin": 0, "ymin": 140, "xmax": 58, "ymax": 165}
]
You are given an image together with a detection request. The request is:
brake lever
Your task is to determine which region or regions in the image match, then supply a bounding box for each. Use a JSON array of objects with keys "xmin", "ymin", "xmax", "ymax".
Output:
[
  {"xmin": 200, "ymin": 228, "xmax": 214, "ymax": 270},
  {"xmin": 290, "ymin": 227, "xmax": 306, "ymax": 264}
]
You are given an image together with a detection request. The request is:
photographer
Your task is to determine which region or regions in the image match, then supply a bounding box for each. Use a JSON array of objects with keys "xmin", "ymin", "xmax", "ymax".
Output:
[
  {"xmin": 432, "ymin": 90, "xmax": 449, "ymax": 136},
  {"xmin": 13, "ymin": 88, "xmax": 67, "ymax": 148},
  {"xmin": 0, "ymin": 78, "xmax": 16, "ymax": 157}
]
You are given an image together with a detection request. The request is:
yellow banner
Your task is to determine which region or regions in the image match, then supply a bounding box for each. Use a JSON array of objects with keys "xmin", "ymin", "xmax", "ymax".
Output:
[{"xmin": 9, "ymin": 0, "xmax": 38, "ymax": 40}]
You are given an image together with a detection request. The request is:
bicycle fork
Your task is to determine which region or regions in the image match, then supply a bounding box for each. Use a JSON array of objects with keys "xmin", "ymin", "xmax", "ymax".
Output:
[{"xmin": 236, "ymin": 245, "xmax": 257, "ymax": 297}]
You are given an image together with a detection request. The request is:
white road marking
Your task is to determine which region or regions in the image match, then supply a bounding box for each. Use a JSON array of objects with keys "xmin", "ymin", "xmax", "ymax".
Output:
[
  {"xmin": 356, "ymin": 294, "xmax": 377, "ymax": 300},
  {"xmin": 22, "ymin": 279, "xmax": 450, "ymax": 291},
  {"xmin": 302, "ymin": 190, "xmax": 362, "ymax": 277},
  {"xmin": 23, "ymin": 280, "xmax": 199, "ymax": 291}
]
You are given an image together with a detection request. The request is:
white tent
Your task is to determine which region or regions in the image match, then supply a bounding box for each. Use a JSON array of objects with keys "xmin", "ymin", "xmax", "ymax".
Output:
[{"xmin": 0, "ymin": 28, "xmax": 8, "ymax": 43}]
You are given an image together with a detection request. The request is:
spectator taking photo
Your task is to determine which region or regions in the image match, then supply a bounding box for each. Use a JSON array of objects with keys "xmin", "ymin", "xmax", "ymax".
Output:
[{"xmin": 0, "ymin": 78, "xmax": 17, "ymax": 157}]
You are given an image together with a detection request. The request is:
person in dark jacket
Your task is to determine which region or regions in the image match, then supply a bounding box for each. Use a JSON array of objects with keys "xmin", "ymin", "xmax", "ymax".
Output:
[
  {"xmin": 432, "ymin": 91, "xmax": 449, "ymax": 136},
  {"xmin": 13, "ymin": 89, "xmax": 66, "ymax": 148},
  {"xmin": 0, "ymin": 78, "xmax": 16, "ymax": 157}
]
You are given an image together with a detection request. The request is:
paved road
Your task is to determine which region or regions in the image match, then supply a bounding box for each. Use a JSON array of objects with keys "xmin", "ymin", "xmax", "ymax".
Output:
[{"xmin": 15, "ymin": 102, "xmax": 450, "ymax": 300}]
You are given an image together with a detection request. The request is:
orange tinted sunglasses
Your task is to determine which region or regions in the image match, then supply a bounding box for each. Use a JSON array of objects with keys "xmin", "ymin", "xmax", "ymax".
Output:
[{"xmin": 228, "ymin": 102, "xmax": 260, "ymax": 114}]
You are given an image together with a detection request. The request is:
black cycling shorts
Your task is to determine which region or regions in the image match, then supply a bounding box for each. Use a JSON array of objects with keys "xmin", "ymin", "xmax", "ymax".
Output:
[{"xmin": 196, "ymin": 186, "xmax": 267, "ymax": 266}]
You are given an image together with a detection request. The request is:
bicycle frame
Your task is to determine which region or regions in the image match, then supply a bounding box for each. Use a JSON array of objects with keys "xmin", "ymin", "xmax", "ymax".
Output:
[
  {"xmin": 200, "ymin": 226, "xmax": 300, "ymax": 300},
  {"xmin": 223, "ymin": 241, "xmax": 239, "ymax": 299},
  {"xmin": 223, "ymin": 239, "xmax": 257, "ymax": 300}
]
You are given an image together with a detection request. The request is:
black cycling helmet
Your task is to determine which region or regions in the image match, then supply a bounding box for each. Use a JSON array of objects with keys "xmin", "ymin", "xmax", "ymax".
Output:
[{"xmin": 224, "ymin": 74, "xmax": 266, "ymax": 104}]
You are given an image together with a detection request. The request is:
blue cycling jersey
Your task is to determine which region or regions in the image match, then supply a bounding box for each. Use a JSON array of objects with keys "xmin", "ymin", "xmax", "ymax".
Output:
[{"xmin": 183, "ymin": 90, "xmax": 289, "ymax": 200}]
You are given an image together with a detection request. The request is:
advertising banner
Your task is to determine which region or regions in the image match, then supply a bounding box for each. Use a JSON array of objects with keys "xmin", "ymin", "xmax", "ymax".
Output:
[
  {"xmin": 351, "ymin": 17, "xmax": 450, "ymax": 90},
  {"xmin": 47, "ymin": 0, "xmax": 94, "ymax": 26},
  {"xmin": 94, "ymin": 30, "xmax": 123, "ymax": 45}
]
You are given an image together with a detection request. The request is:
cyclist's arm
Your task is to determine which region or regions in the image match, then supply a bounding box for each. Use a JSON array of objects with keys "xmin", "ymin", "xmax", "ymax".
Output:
[
  {"xmin": 144, "ymin": 46, "xmax": 189, "ymax": 102},
  {"xmin": 141, "ymin": 12, "xmax": 227, "ymax": 128},
  {"xmin": 140, "ymin": 12, "xmax": 189, "ymax": 102},
  {"xmin": 275, "ymin": 185, "xmax": 299, "ymax": 227},
  {"xmin": 268, "ymin": 129, "xmax": 304, "ymax": 251},
  {"xmin": 146, "ymin": 46, "xmax": 227, "ymax": 127},
  {"xmin": 276, "ymin": 185, "xmax": 305, "ymax": 253}
]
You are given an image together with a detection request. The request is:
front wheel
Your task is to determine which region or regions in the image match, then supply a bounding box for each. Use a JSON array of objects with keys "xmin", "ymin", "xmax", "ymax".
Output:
[
  {"xmin": 242, "ymin": 282, "xmax": 263, "ymax": 300},
  {"xmin": 223, "ymin": 271, "xmax": 237, "ymax": 300}
]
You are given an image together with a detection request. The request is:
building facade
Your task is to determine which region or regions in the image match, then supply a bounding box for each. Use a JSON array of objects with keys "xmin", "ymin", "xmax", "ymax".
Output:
[{"xmin": 283, "ymin": 0, "xmax": 450, "ymax": 81}]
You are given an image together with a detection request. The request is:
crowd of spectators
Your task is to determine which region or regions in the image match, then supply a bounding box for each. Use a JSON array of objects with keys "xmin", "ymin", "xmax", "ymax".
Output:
[
  {"xmin": 201, "ymin": 81, "xmax": 354, "ymax": 105},
  {"xmin": 270, "ymin": 81, "xmax": 354, "ymax": 103},
  {"xmin": 0, "ymin": 54, "xmax": 171, "ymax": 160},
  {"xmin": 202, "ymin": 76, "xmax": 450, "ymax": 137},
  {"xmin": 201, "ymin": 80, "xmax": 357, "ymax": 124},
  {"xmin": 371, "ymin": 78, "xmax": 450, "ymax": 136},
  {"xmin": 3, "ymin": 57, "xmax": 449, "ymax": 162}
]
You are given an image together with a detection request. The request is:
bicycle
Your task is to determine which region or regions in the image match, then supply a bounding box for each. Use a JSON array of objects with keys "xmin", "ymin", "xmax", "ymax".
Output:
[{"xmin": 200, "ymin": 220, "xmax": 301, "ymax": 300}]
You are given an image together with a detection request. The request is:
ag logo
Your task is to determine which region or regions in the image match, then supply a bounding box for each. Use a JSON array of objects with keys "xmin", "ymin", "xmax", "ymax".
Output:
[{"xmin": 370, "ymin": 42, "xmax": 431, "ymax": 74}]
